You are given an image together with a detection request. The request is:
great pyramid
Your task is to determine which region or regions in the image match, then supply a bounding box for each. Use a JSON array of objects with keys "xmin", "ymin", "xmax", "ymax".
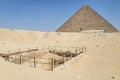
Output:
[{"xmin": 56, "ymin": 5, "xmax": 118, "ymax": 32}]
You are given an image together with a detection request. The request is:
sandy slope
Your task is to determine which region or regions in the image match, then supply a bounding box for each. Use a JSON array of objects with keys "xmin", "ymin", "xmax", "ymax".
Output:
[
  {"xmin": 63, "ymin": 48, "xmax": 120, "ymax": 80},
  {"xmin": 0, "ymin": 28, "xmax": 120, "ymax": 80},
  {"xmin": 0, "ymin": 28, "xmax": 120, "ymax": 53}
]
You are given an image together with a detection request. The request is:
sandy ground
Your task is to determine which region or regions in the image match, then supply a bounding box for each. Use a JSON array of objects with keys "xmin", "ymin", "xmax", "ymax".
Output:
[{"xmin": 0, "ymin": 28, "xmax": 120, "ymax": 80}]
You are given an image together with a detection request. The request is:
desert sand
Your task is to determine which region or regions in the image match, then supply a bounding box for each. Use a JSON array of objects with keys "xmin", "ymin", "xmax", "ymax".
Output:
[{"xmin": 0, "ymin": 28, "xmax": 120, "ymax": 80}]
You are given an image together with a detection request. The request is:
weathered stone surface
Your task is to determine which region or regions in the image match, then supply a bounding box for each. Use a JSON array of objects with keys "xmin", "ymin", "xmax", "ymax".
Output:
[{"xmin": 56, "ymin": 5, "xmax": 118, "ymax": 32}]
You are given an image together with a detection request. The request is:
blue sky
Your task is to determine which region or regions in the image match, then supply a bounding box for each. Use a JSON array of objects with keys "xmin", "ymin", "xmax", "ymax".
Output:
[{"xmin": 0, "ymin": 0, "xmax": 120, "ymax": 31}]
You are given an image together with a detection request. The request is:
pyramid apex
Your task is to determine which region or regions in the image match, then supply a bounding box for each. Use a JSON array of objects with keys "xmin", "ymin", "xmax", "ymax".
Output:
[
  {"xmin": 82, "ymin": 5, "xmax": 91, "ymax": 8},
  {"xmin": 83, "ymin": 4, "xmax": 89, "ymax": 7}
]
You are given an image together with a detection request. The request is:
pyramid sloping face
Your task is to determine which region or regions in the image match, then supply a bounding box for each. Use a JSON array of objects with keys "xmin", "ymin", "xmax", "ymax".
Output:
[{"xmin": 56, "ymin": 5, "xmax": 119, "ymax": 32}]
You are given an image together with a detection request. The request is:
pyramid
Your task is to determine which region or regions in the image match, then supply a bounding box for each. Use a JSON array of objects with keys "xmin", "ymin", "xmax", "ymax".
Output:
[{"xmin": 56, "ymin": 5, "xmax": 118, "ymax": 32}]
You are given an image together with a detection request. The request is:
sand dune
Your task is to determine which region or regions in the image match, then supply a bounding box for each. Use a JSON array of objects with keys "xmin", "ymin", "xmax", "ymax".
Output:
[{"xmin": 0, "ymin": 28, "xmax": 120, "ymax": 80}]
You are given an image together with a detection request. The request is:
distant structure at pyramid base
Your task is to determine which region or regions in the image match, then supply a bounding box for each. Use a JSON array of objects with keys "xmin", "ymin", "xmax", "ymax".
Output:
[{"xmin": 56, "ymin": 5, "xmax": 119, "ymax": 33}]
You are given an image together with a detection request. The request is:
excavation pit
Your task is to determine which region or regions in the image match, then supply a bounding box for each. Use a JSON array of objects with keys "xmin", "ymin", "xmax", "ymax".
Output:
[{"xmin": 2, "ymin": 47, "xmax": 85, "ymax": 71}]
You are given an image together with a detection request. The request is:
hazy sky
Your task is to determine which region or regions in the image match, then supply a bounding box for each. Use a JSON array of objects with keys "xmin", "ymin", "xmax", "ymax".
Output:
[{"xmin": 0, "ymin": 0, "xmax": 120, "ymax": 31}]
